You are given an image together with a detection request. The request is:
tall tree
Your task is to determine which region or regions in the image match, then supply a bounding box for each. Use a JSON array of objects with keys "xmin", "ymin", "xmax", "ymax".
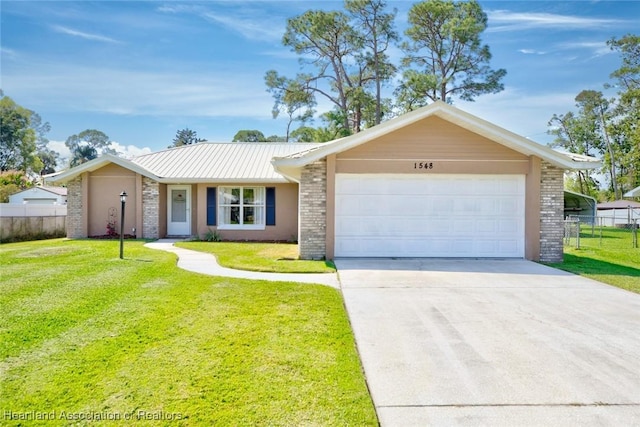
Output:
[
  {"xmin": 265, "ymin": 71, "xmax": 315, "ymax": 142},
  {"xmin": 29, "ymin": 110, "xmax": 58, "ymax": 175},
  {"xmin": 69, "ymin": 145, "xmax": 98, "ymax": 167},
  {"xmin": 548, "ymin": 109, "xmax": 600, "ymax": 197},
  {"xmin": 169, "ymin": 128, "xmax": 206, "ymax": 148},
  {"xmin": 0, "ymin": 94, "xmax": 42, "ymax": 174},
  {"xmin": 549, "ymin": 89, "xmax": 631, "ymax": 200},
  {"xmin": 397, "ymin": 0, "xmax": 506, "ymax": 109},
  {"xmin": 607, "ymin": 34, "xmax": 640, "ymax": 194},
  {"xmin": 0, "ymin": 170, "xmax": 33, "ymax": 202},
  {"xmin": 65, "ymin": 129, "xmax": 115, "ymax": 167},
  {"xmin": 575, "ymin": 90, "xmax": 620, "ymax": 199},
  {"xmin": 345, "ymin": 0, "xmax": 398, "ymax": 125},
  {"xmin": 282, "ymin": 10, "xmax": 359, "ymax": 131},
  {"xmin": 232, "ymin": 130, "xmax": 267, "ymax": 142}
]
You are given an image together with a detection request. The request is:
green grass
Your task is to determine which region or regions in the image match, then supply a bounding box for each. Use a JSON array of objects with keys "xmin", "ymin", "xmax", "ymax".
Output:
[
  {"xmin": 0, "ymin": 239, "xmax": 376, "ymax": 426},
  {"xmin": 177, "ymin": 241, "xmax": 336, "ymax": 273},
  {"xmin": 547, "ymin": 227, "xmax": 640, "ymax": 294}
]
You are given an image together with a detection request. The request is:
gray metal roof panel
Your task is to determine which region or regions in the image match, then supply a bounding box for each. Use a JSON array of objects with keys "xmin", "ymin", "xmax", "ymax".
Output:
[{"xmin": 131, "ymin": 143, "xmax": 322, "ymax": 181}]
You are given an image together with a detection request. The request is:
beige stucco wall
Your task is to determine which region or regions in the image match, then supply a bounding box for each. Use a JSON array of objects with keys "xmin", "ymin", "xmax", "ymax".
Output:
[
  {"xmin": 337, "ymin": 116, "xmax": 530, "ymax": 175},
  {"xmin": 194, "ymin": 182, "xmax": 299, "ymax": 241},
  {"xmin": 87, "ymin": 164, "xmax": 137, "ymax": 237},
  {"xmin": 323, "ymin": 117, "xmax": 552, "ymax": 261},
  {"xmin": 78, "ymin": 167, "xmax": 297, "ymax": 240}
]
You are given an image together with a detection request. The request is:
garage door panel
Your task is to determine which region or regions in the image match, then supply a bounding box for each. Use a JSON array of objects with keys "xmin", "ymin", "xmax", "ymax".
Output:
[{"xmin": 335, "ymin": 174, "xmax": 525, "ymax": 258}]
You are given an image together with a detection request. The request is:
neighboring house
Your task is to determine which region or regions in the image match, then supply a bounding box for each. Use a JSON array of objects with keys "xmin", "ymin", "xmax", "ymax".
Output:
[
  {"xmin": 8, "ymin": 186, "xmax": 67, "ymax": 205},
  {"xmin": 47, "ymin": 101, "xmax": 600, "ymax": 262},
  {"xmin": 564, "ymin": 190, "xmax": 597, "ymax": 224},
  {"xmin": 597, "ymin": 200, "xmax": 640, "ymax": 227}
]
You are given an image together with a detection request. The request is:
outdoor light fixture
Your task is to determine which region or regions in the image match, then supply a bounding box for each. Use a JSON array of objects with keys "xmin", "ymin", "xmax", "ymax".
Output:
[{"xmin": 119, "ymin": 191, "xmax": 127, "ymax": 259}]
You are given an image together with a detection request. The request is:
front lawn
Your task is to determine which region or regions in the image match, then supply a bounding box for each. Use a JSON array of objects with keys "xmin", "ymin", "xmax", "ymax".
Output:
[
  {"xmin": 177, "ymin": 241, "xmax": 336, "ymax": 273},
  {"xmin": 0, "ymin": 239, "xmax": 376, "ymax": 426},
  {"xmin": 547, "ymin": 227, "xmax": 640, "ymax": 294}
]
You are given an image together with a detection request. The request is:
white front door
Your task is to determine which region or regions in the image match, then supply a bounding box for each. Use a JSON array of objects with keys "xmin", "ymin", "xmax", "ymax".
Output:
[{"xmin": 167, "ymin": 185, "xmax": 191, "ymax": 236}]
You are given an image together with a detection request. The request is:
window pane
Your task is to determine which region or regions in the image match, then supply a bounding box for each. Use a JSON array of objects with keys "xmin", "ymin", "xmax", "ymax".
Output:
[
  {"xmin": 219, "ymin": 187, "xmax": 240, "ymax": 205},
  {"xmin": 243, "ymin": 207, "xmax": 255, "ymax": 224},
  {"xmin": 220, "ymin": 206, "xmax": 240, "ymax": 225},
  {"xmin": 243, "ymin": 188, "xmax": 255, "ymax": 204},
  {"xmin": 254, "ymin": 206, "xmax": 264, "ymax": 224},
  {"xmin": 171, "ymin": 189, "xmax": 187, "ymax": 222},
  {"xmin": 254, "ymin": 187, "xmax": 265, "ymax": 204}
]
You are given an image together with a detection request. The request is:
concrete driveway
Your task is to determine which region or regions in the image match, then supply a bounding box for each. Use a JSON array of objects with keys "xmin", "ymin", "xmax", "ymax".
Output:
[{"xmin": 335, "ymin": 259, "xmax": 640, "ymax": 426}]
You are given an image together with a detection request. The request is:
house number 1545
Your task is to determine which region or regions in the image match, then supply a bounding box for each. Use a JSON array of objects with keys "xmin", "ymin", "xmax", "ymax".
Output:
[{"xmin": 414, "ymin": 162, "xmax": 434, "ymax": 170}]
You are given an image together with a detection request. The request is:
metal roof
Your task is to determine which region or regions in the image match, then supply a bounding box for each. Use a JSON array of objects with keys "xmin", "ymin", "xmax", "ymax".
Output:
[
  {"xmin": 132, "ymin": 142, "xmax": 322, "ymax": 183},
  {"xmin": 625, "ymin": 186, "xmax": 640, "ymax": 198},
  {"xmin": 597, "ymin": 200, "xmax": 640, "ymax": 210}
]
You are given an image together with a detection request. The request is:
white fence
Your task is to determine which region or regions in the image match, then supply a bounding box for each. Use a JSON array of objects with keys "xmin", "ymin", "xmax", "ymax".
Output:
[
  {"xmin": 0, "ymin": 204, "xmax": 67, "ymax": 242},
  {"xmin": 597, "ymin": 207, "xmax": 640, "ymax": 227}
]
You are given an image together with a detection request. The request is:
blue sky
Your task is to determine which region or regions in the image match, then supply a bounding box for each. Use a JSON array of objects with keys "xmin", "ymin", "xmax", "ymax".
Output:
[{"xmin": 1, "ymin": 1, "xmax": 638, "ymax": 166}]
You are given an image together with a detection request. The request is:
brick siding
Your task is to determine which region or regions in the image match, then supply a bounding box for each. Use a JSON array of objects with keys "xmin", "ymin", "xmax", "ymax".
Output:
[
  {"xmin": 66, "ymin": 177, "xmax": 84, "ymax": 238},
  {"xmin": 539, "ymin": 161, "xmax": 564, "ymax": 262},
  {"xmin": 299, "ymin": 159, "xmax": 327, "ymax": 260},
  {"xmin": 142, "ymin": 177, "xmax": 160, "ymax": 239}
]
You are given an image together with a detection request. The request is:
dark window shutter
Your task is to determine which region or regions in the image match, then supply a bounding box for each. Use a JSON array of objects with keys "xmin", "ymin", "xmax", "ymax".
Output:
[
  {"xmin": 266, "ymin": 187, "xmax": 276, "ymax": 226},
  {"xmin": 207, "ymin": 187, "xmax": 216, "ymax": 226}
]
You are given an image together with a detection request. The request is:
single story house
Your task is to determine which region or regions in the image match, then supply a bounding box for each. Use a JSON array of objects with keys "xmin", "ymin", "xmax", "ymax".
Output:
[
  {"xmin": 48, "ymin": 101, "xmax": 600, "ymax": 262},
  {"xmin": 596, "ymin": 200, "xmax": 640, "ymax": 227},
  {"xmin": 8, "ymin": 186, "xmax": 67, "ymax": 205}
]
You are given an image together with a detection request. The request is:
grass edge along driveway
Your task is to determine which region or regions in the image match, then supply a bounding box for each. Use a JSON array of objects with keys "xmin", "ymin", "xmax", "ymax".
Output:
[
  {"xmin": 177, "ymin": 241, "xmax": 336, "ymax": 273},
  {"xmin": 0, "ymin": 239, "xmax": 377, "ymax": 426}
]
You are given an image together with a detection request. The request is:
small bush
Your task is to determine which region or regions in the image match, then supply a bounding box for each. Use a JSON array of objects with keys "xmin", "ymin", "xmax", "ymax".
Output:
[{"xmin": 204, "ymin": 228, "xmax": 222, "ymax": 242}]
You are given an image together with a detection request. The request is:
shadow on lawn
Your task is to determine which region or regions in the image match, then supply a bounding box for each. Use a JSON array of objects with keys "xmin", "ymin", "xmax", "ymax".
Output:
[{"xmin": 555, "ymin": 253, "xmax": 640, "ymax": 278}]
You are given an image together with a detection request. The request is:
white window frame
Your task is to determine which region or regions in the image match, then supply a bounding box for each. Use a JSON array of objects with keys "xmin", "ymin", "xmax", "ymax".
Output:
[{"xmin": 218, "ymin": 186, "xmax": 266, "ymax": 230}]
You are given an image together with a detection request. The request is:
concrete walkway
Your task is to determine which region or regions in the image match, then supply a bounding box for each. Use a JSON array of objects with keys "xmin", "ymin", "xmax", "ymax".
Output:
[{"xmin": 144, "ymin": 240, "xmax": 340, "ymax": 288}]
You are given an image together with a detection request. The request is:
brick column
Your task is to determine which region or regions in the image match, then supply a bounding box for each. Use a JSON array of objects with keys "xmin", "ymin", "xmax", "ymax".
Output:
[
  {"xmin": 142, "ymin": 177, "xmax": 160, "ymax": 239},
  {"xmin": 66, "ymin": 177, "xmax": 84, "ymax": 238},
  {"xmin": 539, "ymin": 161, "xmax": 564, "ymax": 262},
  {"xmin": 299, "ymin": 159, "xmax": 327, "ymax": 260}
]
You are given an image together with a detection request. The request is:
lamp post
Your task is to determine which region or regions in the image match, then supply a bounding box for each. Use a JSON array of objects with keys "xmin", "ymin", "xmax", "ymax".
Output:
[{"xmin": 119, "ymin": 191, "xmax": 127, "ymax": 259}]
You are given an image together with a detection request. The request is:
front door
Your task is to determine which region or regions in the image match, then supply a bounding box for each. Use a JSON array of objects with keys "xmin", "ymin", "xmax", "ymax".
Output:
[{"xmin": 167, "ymin": 185, "xmax": 191, "ymax": 236}]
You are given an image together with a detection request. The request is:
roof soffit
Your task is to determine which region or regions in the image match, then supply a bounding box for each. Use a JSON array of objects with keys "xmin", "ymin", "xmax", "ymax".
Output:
[{"xmin": 46, "ymin": 154, "xmax": 160, "ymax": 184}]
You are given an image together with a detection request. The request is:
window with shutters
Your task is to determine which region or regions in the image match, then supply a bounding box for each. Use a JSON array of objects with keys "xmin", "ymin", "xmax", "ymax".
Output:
[{"xmin": 218, "ymin": 186, "xmax": 265, "ymax": 229}]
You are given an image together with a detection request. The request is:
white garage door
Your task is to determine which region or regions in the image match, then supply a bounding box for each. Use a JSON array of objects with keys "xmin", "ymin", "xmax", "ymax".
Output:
[{"xmin": 335, "ymin": 174, "xmax": 525, "ymax": 258}]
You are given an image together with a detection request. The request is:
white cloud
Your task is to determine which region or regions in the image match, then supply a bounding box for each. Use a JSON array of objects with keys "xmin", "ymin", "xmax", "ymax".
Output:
[
  {"xmin": 557, "ymin": 41, "xmax": 611, "ymax": 57},
  {"xmin": 109, "ymin": 142, "xmax": 152, "ymax": 159},
  {"xmin": 157, "ymin": 3, "xmax": 284, "ymax": 42},
  {"xmin": 51, "ymin": 25, "xmax": 122, "ymax": 44},
  {"xmin": 518, "ymin": 49, "xmax": 546, "ymax": 55},
  {"xmin": 201, "ymin": 11, "xmax": 283, "ymax": 42},
  {"xmin": 47, "ymin": 140, "xmax": 152, "ymax": 169},
  {"xmin": 1, "ymin": 47, "xmax": 18, "ymax": 58},
  {"xmin": 487, "ymin": 10, "xmax": 624, "ymax": 33},
  {"xmin": 48, "ymin": 140, "xmax": 71, "ymax": 160}
]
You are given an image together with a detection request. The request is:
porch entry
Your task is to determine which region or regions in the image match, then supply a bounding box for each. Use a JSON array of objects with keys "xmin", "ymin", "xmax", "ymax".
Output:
[{"xmin": 167, "ymin": 185, "xmax": 191, "ymax": 236}]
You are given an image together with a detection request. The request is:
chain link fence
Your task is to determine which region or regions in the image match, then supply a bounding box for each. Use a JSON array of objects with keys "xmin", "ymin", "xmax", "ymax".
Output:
[{"xmin": 564, "ymin": 212, "xmax": 639, "ymax": 250}]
